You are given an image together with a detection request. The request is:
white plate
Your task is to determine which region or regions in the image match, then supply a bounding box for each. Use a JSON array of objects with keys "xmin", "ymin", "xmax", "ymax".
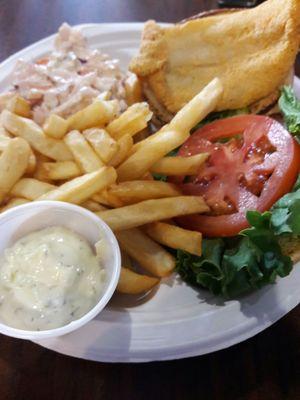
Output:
[{"xmin": 1, "ymin": 23, "xmax": 300, "ymax": 363}]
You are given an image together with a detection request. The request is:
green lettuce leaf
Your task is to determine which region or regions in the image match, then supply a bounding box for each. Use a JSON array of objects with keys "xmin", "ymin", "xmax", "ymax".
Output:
[
  {"xmin": 175, "ymin": 90, "xmax": 300, "ymax": 297},
  {"xmin": 152, "ymin": 173, "xmax": 168, "ymax": 182},
  {"xmin": 278, "ymin": 86, "xmax": 300, "ymax": 135},
  {"xmin": 176, "ymin": 227, "xmax": 292, "ymax": 299},
  {"xmin": 271, "ymin": 191, "xmax": 300, "ymax": 235},
  {"xmin": 176, "ymin": 178, "xmax": 300, "ymax": 298}
]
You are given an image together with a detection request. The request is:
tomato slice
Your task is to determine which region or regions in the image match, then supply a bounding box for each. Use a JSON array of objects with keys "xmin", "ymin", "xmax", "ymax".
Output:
[{"xmin": 174, "ymin": 115, "xmax": 300, "ymax": 237}]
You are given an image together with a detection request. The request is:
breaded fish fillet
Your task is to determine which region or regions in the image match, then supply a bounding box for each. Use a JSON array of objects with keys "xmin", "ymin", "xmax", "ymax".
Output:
[{"xmin": 130, "ymin": 0, "xmax": 300, "ymax": 116}]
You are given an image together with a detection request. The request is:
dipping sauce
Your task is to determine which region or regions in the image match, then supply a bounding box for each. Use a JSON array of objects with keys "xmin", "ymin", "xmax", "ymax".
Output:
[{"xmin": 0, "ymin": 226, "xmax": 105, "ymax": 331}]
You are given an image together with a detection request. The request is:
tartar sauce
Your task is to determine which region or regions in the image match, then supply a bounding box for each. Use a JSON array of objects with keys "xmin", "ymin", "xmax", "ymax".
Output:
[{"xmin": 0, "ymin": 226, "xmax": 105, "ymax": 331}]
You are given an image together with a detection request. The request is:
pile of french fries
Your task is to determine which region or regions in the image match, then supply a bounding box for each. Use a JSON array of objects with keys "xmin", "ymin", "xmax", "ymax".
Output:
[{"xmin": 0, "ymin": 77, "xmax": 223, "ymax": 295}]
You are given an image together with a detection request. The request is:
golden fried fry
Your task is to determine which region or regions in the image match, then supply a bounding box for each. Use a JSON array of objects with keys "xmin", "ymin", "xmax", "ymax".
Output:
[
  {"xmin": 92, "ymin": 189, "xmax": 123, "ymax": 208},
  {"xmin": 116, "ymin": 228, "xmax": 175, "ymax": 277},
  {"xmin": 25, "ymin": 153, "xmax": 36, "ymax": 176},
  {"xmin": 0, "ymin": 135, "xmax": 10, "ymax": 151},
  {"xmin": 43, "ymin": 114, "xmax": 69, "ymax": 139},
  {"xmin": 38, "ymin": 166, "xmax": 116, "ymax": 204},
  {"xmin": 0, "ymin": 138, "xmax": 31, "ymax": 203},
  {"xmin": 150, "ymin": 153, "xmax": 209, "ymax": 176},
  {"xmin": 106, "ymin": 102, "xmax": 152, "ymax": 140},
  {"xmin": 64, "ymin": 130, "xmax": 104, "ymax": 173},
  {"xmin": 117, "ymin": 267, "xmax": 159, "ymax": 294},
  {"xmin": 0, "ymin": 136, "xmax": 36, "ymax": 176},
  {"xmin": 131, "ymin": 78, "xmax": 223, "ymax": 154},
  {"xmin": 6, "ymin": 95, "xmax": 31, "ymax": 118},
  {"xmin": 97, "ymin": 195, "xmax": 209, "ymax": 231},
  {"xmin": 38, "ymin": 161, "xmax": 81, "ymax": 181},
  {"xmin": 67, "ymin": 99, "xmax": 118, "ymax": 131},
  {"xmin": 107, "ymin": 180, "xmax": 181, "ymax": 204},
  {"xmin": 2, "ymin": 110, "xmax": 73, "ymax": 161},
  {"xmin": 144, "ymin": 222, "xmax": 202, "ymax": 256},
  {"xmin": 117, "ymin": 129, "xmax": 189, "ymax": 181},
  {"xmin": 81, "ymin": 200, "xmax": 108, "ymax": 212},
  {"xmin": 10, "ymin": 178, "xmax": 56, "ymax": 200},
  {"xmin": 83, "ymin": 128, "xmax": 119, "ymax": 163},
  {"xmin": 108, "ymin": 134, "xmax": 133, "ymax": 168}
]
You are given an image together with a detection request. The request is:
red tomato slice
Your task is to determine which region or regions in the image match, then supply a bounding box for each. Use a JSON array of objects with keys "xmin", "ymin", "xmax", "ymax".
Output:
[{"xmin": 174, "ymin": 115, "xmax": 300, "ymax": 237}]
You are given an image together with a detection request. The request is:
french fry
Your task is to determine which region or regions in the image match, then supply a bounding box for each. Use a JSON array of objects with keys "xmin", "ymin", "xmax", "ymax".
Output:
[
  {"xmin": 116, "ymin": 129, "xmax": 189, "ymax": 182},
  {"xmin": 67, "ymin": 99, "xmax": 118, "ymax": 131},
  {"xmin": 107, "ymin": 180, "xmax": 181, "ymax": 204},
  {"xmin": 10, "ymin": 178, "xmax": 56, "ymax": 200},
  {"xmin": 131, "ymin": 77, "xmax": 223, "ymax": 153},
  {"xmin": 108, "ymin": 134, "xmax": 133, "ymax": 168},
  {"xmin": 43, "ymin": 114, "xmax": 68, "ymax": 139},
  {"xmin": 0, "ymin": 136, "xmax": 36, "ymax": 176},
  {"xmin": 150, "ymin": 153, "xmax": 209, "ymax": 176},
  {"xmin": 106, "ymin": 103, "xmax": 152, "ymax": 140},
  {"xmin": 0, "ymin": 125, "xmax": 11, "ymax": 138},
  {"xmin": 0, "ymin": 93, "xmax": 14, "ymax": 112},
  {"xmin": 0, "ymin": 135, "xmax": 10, "ymax": 151},
  {"xmin": 92, "ymin": 189, "xmax": 123, "ymax": 208},
  {"xmin": 83, "ymin": 128, "xmax": 119, "ymax": 163},
  {"xmin": 116, "ymin": 228, "xmax": 175, "ymax": 277},
  {"xmin": 117, "ymin": 267, "xmax": 159, "ymax": 294},
  {"xmin": 0, "ymin": 111, "xmax": 11, "ymax": 138},
  {"xmin": 26, "ymin": 148, "xmax": 37, "ymax": 175},
  {"xmin": 6, "ymin": 95, "xmax": 31, "ymax": 118},
  {"xmin": 38, "ymin": 166, "xmax": 117, "ymax": 204},
  {"xmin": 124, "ymin": 73, "xmax": 143, "ymax": 105},
  {"xmin": 144, "ymin": 222, "xmax": 202, "ymax": 256},
  {"xmin": 97, "ymin": 196, "xmax": 209, "ymax": 231},
  {"xmin": 167, "ymin": 77, "xmax": 223, "ymax": 133},
  {"xmin": 142, "ymin": 172, "xmax": 154, "ymax": 180},
  {"xmin": 64, "ymin": 130, "xmax": 104, "ymax": 173},
  {"xmin": 38, "ymin": 161, "xmax": 81, "ymax": 181},
  {"xmin": 2, "ymin": 110, "xmax": 73, "ymax": 161},
  {"xmin": 81, "ymin": 200, "xmax": 108, "ymax": 212},
  {"xmin": 0, "ymin": 138, "xmax": 31, "ymax": 203},
  {"xmin": 1, "ymin": 198, "xmax": 29, "ymax": 212},
  {"xmin": 0, "ymin": 110, "xmax": 10, "ymax": 134},
  {"xmin": 33, "ymin": 153, "xmax": 54, "ymax": 182}
]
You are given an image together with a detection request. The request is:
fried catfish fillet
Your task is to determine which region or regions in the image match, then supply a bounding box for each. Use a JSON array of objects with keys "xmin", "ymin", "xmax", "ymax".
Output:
[{"xmin": 130, "ymin": 0, "xmax": 300, "ymax": 116}]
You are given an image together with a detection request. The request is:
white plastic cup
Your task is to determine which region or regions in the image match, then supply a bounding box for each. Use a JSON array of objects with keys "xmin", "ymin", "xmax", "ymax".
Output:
[{"xmin": 0, "ymin": 201, "xmax": 121, "ymax": 340}]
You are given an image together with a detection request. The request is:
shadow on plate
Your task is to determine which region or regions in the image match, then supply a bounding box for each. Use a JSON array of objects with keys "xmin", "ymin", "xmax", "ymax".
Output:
[{"xmin": 109, "ymin": 283, "xmax": 161, "ymax": 308}]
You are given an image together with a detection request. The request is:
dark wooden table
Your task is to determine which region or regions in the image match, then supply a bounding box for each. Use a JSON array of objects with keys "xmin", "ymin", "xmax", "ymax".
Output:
[{"xmin": 0, "ymin": 1, "xmax": 299, "ymax": 399}]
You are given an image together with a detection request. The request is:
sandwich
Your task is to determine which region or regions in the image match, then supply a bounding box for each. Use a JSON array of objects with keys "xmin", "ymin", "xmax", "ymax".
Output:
[
  {"xmin": 129, "ymin": 0, "xmax": 300, "ymax": 297},
  {"xmin": 130, "ymin": 0, "xmax": 300, "ymax": 124}
]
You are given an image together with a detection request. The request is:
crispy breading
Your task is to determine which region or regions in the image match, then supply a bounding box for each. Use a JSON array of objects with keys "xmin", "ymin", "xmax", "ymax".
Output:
[
  {"xmin": 279, "ymin": 236, "xmax": 300, "ymax": 264},
  {"xmin": 130, "ymin": 0, "xmax": 300, "ymax": 114}
]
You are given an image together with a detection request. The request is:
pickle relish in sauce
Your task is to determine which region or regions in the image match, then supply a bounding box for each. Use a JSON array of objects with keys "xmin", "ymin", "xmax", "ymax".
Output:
[{"xmin": 0, "ymin": 226, "xmax": 105, "ymax": 331}]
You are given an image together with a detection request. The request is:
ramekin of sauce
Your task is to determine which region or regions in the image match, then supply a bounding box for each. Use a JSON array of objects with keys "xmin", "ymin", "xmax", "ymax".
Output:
[{"xmin": 0, "ymin": 201, "xmax": 121, "ymax": 339}]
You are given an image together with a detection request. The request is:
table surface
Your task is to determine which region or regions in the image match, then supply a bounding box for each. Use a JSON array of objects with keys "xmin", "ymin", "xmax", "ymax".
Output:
[{"xmin": 0, "ymin": 1, "xmax": 299, "ymax": 399}]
